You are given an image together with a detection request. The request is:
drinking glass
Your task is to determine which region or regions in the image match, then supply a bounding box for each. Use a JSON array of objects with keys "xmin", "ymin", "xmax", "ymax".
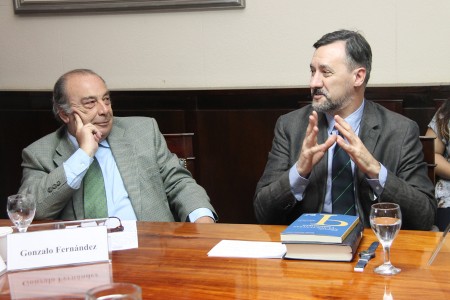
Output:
[
  {"xmin": 7, "ymin": 194, "xmax": 36, "ymax": 233},
  {"xmin": 370, "ymin": 202, "xmax": 402, "ymax": 275},
  {"xmin": 85, "ymin": 283, "xmax": 142, "ymax": 300}
]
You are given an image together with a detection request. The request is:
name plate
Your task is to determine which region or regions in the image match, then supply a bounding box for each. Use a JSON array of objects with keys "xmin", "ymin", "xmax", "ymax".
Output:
[{"xmin": 7, "ymin": 226, "xmax": 109, "ymax": 271}]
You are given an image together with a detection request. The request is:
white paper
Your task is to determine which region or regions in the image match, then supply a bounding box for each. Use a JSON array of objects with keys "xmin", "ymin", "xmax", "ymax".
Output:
[
  {"xmin": 0, "ymin": 256, "xmax": 6, "ymax": 276},
  {"xmin": 207, "ymin": 240, "xmax": 286, "ymax": 259},
  {"xmin": 108, "ymin": 220, "xmax": 138, "ymax": 251}
]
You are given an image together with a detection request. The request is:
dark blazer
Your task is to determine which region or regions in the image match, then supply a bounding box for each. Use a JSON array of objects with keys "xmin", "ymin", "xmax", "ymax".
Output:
[
  {"xmin": 254, "ymin": 100, "xmax": 436, "ymax": 230},
  {"xmin": 19, "ymin": 117, "xmax": 216, "ymax": 222}
]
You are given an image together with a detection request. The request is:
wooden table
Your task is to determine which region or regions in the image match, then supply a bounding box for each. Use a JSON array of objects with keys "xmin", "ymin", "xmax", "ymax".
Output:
[{"xmin": 1, "ymin": 221, "xmax": 450, "ymax": 299}]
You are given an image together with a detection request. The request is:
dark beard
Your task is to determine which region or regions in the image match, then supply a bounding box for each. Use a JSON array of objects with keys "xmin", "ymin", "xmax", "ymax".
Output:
[{"xmin": 311, "ymin": 88, "xmax": 351, "ymax": 114}]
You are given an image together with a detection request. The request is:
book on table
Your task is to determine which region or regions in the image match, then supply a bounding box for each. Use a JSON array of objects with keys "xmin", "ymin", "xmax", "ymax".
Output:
[
  {"xmin": 282, "ymin": 221, "xmax": 364, "ymax": 261},
  {"xmin": 280, "ymin": 213, "xmax": 360, "ymax": 244}
]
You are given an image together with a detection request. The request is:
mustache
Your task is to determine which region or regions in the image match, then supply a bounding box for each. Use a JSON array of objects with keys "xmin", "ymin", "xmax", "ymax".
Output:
[
  {"xmin": 312, "ymin": 88, "xmax": 328, "ymax": 97},
  {"xmin": 94, "ymin": 119, "xmax": 111, "ymax": 124}
]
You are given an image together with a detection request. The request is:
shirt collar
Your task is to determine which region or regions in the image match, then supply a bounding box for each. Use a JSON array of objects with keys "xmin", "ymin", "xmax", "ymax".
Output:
[{"xmin": 325, "ymin": 99, "xmax": 365, "ymax": 135}]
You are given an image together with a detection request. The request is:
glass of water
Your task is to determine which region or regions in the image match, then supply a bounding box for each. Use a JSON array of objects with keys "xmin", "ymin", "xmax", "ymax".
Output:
[
  {"xmin": 85, "ymin": 282, "xmax": 142, "ymax": 300},
  {"xmin": 370, "ymin": 202, "xmax": 402, "ymax": 275},
  {"xmin": 7, "ymin": 194, "xmax": 36, "ymax": 233}
]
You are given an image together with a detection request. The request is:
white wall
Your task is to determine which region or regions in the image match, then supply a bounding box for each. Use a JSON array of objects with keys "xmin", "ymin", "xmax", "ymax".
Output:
[{"xmin": 1, "ymin": 0, "xmax": 449, "ymax": 90}]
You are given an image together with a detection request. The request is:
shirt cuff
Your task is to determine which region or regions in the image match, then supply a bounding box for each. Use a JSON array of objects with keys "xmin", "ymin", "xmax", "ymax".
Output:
[
  {"xmin": 366, "ymin": 163, "xmax": 387, "ymax": 197},
  {"xmin": 188, "ymin": 208, "xmax": 215, "ymax": 223},
  {"xmin": 289, "ymin": 163, "xmax": 309, "ymax": 201}
]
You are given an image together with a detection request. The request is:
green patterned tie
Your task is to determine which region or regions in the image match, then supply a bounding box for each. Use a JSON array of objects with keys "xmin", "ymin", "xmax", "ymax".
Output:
[
  {"xmin": 84, "ymin": 157, "xmax": 108, "ymax": 219},
  {"xmin": 331, "ymin": 139, "xmax": 356, "ymax": 215}
]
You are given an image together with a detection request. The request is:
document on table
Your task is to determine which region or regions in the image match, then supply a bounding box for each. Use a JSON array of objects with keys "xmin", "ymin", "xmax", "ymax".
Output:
[
  {"xmin": 108, "ymin": 220, "xmax": 138, "ymax": 251},
  {"xmin": 207, "ymin": 240, "xmax": 286, "ymax": 259}
]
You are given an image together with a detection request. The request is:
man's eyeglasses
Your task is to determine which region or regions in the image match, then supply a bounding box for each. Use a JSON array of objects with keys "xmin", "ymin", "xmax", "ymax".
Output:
[
  {"xmin": 103, "ymin": 217, "xmax": 124, "ymax": 233},
  {"xmin": 25, "ymin": 217, "xmax": 125, "ymax": 233}
]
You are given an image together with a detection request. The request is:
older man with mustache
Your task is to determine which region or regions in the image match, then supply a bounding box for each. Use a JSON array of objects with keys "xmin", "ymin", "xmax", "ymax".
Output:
[
  {"xmin": 18, "ymin": 69, "xmax": 216, "ymax": 223},
  {"xmin": 254, "ymin": 30, "xmax": 435, "ymax": 230}
]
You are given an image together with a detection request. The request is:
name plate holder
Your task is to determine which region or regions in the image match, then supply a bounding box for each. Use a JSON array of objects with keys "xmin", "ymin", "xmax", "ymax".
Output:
[{"xmin": 6, "ymin": 219, "xmax": 111, "ymax": 272}]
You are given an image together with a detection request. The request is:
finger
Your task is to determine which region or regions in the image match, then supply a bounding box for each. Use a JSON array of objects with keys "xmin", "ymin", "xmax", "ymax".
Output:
[
  {"xmin": 334, "ymin": 115, "xmax": 351, "ymax": 132},
  {"xmin": 73, "ymin": 113, "xmax": 83, "ymax": 131},
  {"xmin": 93, "ymin": 129, "xmax": 102, "ymax": 140},
  {"xmin": 305, "ymin": 114, "xmax": 315, "ymax": 136},
  {"xmin": 334, "ymin": 116, "xmax": 355, "ymax": 141},
  {"xmin": 305, "ymin": 112, "xmax": 319, "ymax": 144},
  {"xmin": 324, "ymin": 134, "xmax": 338, "ymax": 149},
  {"xmin": 336, "ymin": 135, "xmax": 350, "ymax": 151}
]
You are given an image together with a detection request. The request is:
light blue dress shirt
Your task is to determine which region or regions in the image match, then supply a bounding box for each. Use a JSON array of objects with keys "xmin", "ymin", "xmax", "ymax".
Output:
[
  {"xmin": 63, "ymin": 134, "xmax": 213, "ymax": 222},
  {"xmin": 288, "ymin": 100, "xmax": 387, "ymax": 213}
]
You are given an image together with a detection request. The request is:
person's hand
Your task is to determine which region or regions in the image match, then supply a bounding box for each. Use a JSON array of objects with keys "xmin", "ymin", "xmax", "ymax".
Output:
[
  {"xmin": 194, "ymin": 216, "xmax": 215, "ymax": 223},
  {"xmin": 73, "ymin": 113, "xmax": 102, "ymax": 157},
  {"xmin": 334, "ymin": 115, "xmax": 381, "ymax": 179},
  {"xmin": 296, "ymin": 111, "xmax": 337, "ymax": 177}
]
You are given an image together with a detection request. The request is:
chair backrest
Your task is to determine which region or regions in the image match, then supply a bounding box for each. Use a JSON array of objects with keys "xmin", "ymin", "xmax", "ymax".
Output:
[
  {"xmin": 163, "ymin": 133, "xmax": 196, "ymax": 177},
  {"xmin": 419, "ymin": 136, "xmax": 436, "ymax": 184},
  {"xmin": 371, "ymin": 99, "xmax": 404, "ymax": 114}
]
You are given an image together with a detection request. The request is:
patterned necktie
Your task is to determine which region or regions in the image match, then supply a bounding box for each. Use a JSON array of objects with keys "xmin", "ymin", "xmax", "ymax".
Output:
[
  {"xmin": 331, "ymin": 139, "xmax": 356, "ymax": 215},
  {"xmin": 84, "ymin": 157, "xmax": 108, "ymax": 219}
]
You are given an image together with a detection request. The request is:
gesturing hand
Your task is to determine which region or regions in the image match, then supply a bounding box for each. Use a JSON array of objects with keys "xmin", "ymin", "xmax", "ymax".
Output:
[
  {"xmin": 74, "ymin": 113, "xmax": 102, "ymax": 157},
  {"xmin": 334, "ymin": 115, "xmax": 381, "ymax": 179},
  {"xmin": 296, "ymin": 111, "xmax": 337, "ymax": 177}
]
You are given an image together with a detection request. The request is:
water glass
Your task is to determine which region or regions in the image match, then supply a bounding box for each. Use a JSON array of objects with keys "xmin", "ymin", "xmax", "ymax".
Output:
[
  {"xmin": 370, "ymin": 202, "xmax": 402, "ymax": 275},
  {"xmin": 7, "ymin": 194, "xmax": 36, "ymax": 233},
  {"xmin": 85, "ymin": 283, "xmax": 142, "ymax": 300}
]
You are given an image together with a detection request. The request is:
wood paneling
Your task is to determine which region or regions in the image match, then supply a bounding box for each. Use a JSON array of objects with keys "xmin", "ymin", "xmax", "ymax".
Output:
[
  {"xmin": 163, "ymin": 133, "xmax": 196, "ymax": 177},
  {"xmin": 0, "ymin": 86, "xmax": 448, "ymax": 222},
  {"xmin": 195, "ymin": 109, "xmax": 292, "ymax": 223},
  {"xmin": 420, "ymin": 136, "xmax": 437, "ymax": 184}
]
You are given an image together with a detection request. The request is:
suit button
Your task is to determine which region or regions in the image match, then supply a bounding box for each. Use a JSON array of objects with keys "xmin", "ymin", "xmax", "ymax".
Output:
[
  {"xmin": 56, "ymin": 181, "xmax": 61, "ymax": 186},
  {"xmin": 52, "ymin": 184, "xmax": 57, "ymax": 189},
  {"xmin": 47, "ymin": 187, "xmax": 52, "ymax": 193}
]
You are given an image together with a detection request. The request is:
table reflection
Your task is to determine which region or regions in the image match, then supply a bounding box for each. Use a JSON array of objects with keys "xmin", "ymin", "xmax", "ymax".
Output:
[{"xmin": 5, "ymin": 262, "xmax": 111, "ymax": 299}]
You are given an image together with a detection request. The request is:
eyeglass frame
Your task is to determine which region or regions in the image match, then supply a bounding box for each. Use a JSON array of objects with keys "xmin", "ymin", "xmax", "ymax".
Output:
[{"xmin": 103, "ymin": 216, "xmax": 124, "ymax": 233}]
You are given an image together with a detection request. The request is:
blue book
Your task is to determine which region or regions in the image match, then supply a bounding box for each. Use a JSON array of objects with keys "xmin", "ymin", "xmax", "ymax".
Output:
[
  {"xmin": 281, "ymin": 213, "xmax": 360, "ymax": 243},
  {"xmin": 283, "ymin": 222, "xmax": 364, "ymax": 261}
]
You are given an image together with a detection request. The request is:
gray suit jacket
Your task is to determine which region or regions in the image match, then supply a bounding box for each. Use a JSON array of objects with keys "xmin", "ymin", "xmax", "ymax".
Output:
[
  {"xmin": 254, "ymin": 100, "xmax": 436, "ymax": 230},
  {"xmin": 19, "ymin": 117, "xmax": 216, "ymax": 222}
]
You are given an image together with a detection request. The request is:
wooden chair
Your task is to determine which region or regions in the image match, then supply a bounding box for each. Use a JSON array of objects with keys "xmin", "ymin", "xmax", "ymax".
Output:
[
  {"xmin": 372, "ymin": 99, "xmax": 403, "ymax": 114},
  {"xmin": 163, "ymin": 133, "xmax": 196, "ymax": 177},
  {"xmin": 420, "ymin": 136, "xmax": 436, "ymax": 185}
]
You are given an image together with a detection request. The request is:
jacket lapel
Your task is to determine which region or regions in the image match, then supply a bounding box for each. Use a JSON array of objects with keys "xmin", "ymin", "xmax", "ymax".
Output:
[
  {"xmin": 53, "ymin": 127, "xmax": 85, "ymax": 219},
  {"xmin": 54, "ymin": 127, "xmax": 73, "ymax": 166},
  {"xmin": 357, "ymin": 100, "xmax": 381, "ymax": 195},
  {"xmin": 359, "ymin": 100, "xmax": 381, "ymax": 182},
  {"xmin": 359, "ymin": 101, "xmax": 380, "ymax": 157},
  {"xmin": 107, "ymin": 123, "xmax": 142, "ymax": 219}
]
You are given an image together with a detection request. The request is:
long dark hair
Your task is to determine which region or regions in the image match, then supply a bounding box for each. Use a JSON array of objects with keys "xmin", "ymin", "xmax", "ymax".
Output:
[{"xmin": 436, "ymin": 99, "xmax": 450, "ymax": 141}]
